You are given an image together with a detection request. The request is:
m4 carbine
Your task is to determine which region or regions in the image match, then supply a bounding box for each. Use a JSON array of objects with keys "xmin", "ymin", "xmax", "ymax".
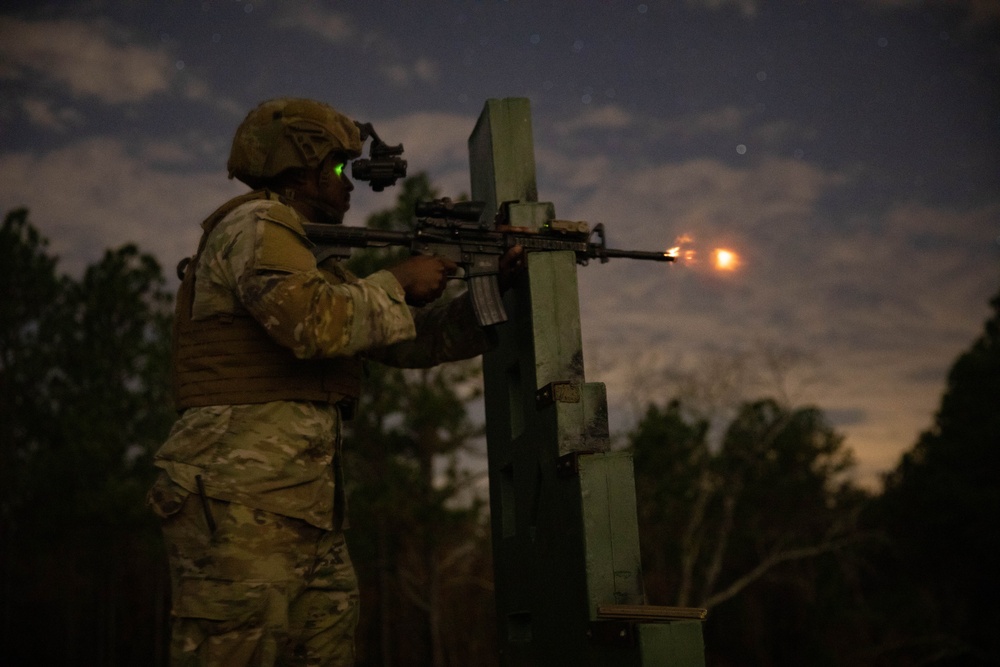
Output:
[{"xmin": 303, "ymin": 198, "xmax": 674, "ymax": 327}]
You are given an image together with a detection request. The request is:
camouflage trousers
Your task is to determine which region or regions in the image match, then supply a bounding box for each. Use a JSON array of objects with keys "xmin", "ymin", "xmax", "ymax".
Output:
[{"xmin": 149, "ymin": 475, "xmax": 359, "ymax": 666}]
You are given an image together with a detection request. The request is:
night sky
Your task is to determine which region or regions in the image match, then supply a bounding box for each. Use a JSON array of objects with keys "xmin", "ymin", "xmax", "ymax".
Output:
[{"xmin": 1, "ymin": 0, "xmax": 997, "ymax": 487}]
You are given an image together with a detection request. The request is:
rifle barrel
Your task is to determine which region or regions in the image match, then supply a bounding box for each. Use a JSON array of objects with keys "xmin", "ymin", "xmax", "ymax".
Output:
[{"xmin": 602, "ymin": 248, "xmax": 676, "ymax": 262}]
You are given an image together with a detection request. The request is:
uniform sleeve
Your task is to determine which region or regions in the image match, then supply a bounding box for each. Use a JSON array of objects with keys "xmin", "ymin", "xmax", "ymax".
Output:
[
  {"xmin": 198, "ymin": 200, "xmax": 418, "ymax": 359},
  {"xmin": 366, "ymin": 290, "xmax": 495, "ymax": 368}
]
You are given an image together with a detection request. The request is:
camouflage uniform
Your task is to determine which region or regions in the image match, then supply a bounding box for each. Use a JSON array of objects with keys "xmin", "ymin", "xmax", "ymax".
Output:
[{"xmin": 150, "ymin": 195, "xmax": 490, "ymax": 666}]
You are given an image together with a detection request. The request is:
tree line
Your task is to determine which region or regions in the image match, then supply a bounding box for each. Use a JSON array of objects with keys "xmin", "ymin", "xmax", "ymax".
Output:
[{"xmin": 1, "ymin": 182, "xmax": 996, "ymax": 666}]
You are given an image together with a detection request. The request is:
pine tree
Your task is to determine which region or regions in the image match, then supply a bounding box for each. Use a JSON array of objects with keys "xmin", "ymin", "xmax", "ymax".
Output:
[
  {"xmin": 0, "ymin": 209, "xmax": 174, "ymax": 665},
  {"xmin": 874, "ymin": 288, "xmax": 1000, "ymax": 665},
  {"xmin": 630, "ymin": 396, "xmax": 869, "ymax": 665}
]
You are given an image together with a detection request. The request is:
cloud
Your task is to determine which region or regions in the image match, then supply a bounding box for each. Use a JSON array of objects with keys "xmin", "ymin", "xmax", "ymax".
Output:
[
  {"xmin": 19, "ymin": 97, "xmax": 85, "ymax": 132},
  {"xmin": 679, "ymin": 106, "xmax": 747, "ymax": 135},
  {"xmin": 270, "ymin": 2, "xmax": 440, "ymax": 89},
  {"xmin": 378, "ymin": 112, "xmax": 475, "ymax": 166},
  {"xmin": 554, "ymin": 105, "xmax": 747, "ymax": 142},
  {"xmin": 552, "ymin": 105, "xmax": 635, "ymax": 134},
  {"xmin": 690, "ymin": 0, "xmax": 1000, "ymax": 27},
  {"xmin": 382, "ymin": 57, "xmax": 441, "ymax": 87},
  {"xmin": 750, "ymin": 119, "xmax": 817, "ymax": 151},
  {"xmin": 541, "ymin": 153, "xmax": 842, "ymax": 246},
  {"xmin": 549, "ymin": 104, "xmax": 814, "ymax": 161},
  {"xmin": 862, "ymin": 0, "xmax": 1000, "ymax": 34},
  {"xmin": 0, "ymin": 15, "xmax": 240, "ymax": 121},
  {"xmin": 0, "ymin": 17, "xmax": 175, "ymax": 104},
  {"xmin": 0, "ymin": 138, "xmax": 246, "ymax": 277},
  {"xmin": 686, "ymin": 0, "xmax": 760, "ymax": 18},
  {"xmin": 273, "ymin": 1, "xmax": 354, "ymax": 43}
]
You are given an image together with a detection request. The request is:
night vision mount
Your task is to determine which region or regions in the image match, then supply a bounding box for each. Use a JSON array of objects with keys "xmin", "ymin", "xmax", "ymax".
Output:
[{"xmin": 352, "ymin": 121, "xmax": 407, "ymax": 191}]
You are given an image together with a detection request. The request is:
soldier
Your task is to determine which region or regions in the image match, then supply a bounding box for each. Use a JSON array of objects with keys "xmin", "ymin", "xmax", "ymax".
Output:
[{"xmin": 147, "ymin": 98, "xmax": 522, "ymax": 666}]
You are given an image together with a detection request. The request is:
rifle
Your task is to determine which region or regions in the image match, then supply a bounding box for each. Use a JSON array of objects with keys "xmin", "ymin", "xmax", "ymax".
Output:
[{"xmin": 303, "ymin": 198, "xmax": 674, "ymax": 327}]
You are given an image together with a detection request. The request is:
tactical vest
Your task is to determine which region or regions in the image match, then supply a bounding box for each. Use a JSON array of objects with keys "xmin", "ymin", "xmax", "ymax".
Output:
[{"xmin": 171, "ymin": 191, "xmax": 362, "ymax": 411}]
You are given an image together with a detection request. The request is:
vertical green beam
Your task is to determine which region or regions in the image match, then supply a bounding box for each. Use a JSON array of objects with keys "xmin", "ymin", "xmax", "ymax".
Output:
[{"xmin": 469, "ymin": 98, "xmax": 704, "ymax": 666}]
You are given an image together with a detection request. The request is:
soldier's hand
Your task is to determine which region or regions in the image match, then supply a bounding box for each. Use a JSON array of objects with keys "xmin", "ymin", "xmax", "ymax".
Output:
[
  {"xmin": 389, "ymin": 254, "xmax": 459, "ymax": 306},
  {"xmin": 498, "ymin": 245, "xmax": 525, "ymax": 293}
]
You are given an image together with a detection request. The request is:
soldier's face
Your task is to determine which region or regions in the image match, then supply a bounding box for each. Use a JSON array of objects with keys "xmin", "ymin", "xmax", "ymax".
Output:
[{"xmin": 315, "ymin": 155, "xmax": 354, "ymax": 222}]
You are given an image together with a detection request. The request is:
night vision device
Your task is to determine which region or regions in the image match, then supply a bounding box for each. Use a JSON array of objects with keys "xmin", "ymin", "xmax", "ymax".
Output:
[{"xmin": 352, "ymin": 121, "xmax": 407, "ymax": 191}]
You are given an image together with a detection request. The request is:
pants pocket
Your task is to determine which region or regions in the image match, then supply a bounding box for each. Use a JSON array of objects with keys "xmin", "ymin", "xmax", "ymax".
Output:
[
  {"xmin": 147, "ymin": 472, "xmax": 190, "ymax": 520},
  {"xmin": 171, "ymin": 577, "xmax": 284, "ymax": 665}
]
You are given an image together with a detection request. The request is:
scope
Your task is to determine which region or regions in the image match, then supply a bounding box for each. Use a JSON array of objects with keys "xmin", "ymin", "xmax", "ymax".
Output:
[{"xmin": 414, "ymin": 198, "xmax": 486, "ymax": 223}]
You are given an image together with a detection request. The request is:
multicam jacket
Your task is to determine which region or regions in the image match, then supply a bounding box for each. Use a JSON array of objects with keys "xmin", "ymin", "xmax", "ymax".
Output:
[{"xmin": 153, "ymin": 194, "xmax": 490, "ymax": 530}]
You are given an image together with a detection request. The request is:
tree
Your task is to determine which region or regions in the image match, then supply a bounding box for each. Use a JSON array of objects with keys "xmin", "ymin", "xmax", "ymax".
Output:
[
  {"xmin": 0, "ymin": 208, "xmax": 175, "ymax": 665},
  {"xmin": 1, "ymin": 209, "xmax": 61, "ymax": 539},
  {"xmin": 630, "ymin": 396, "xmax": 870, "ymax": 666},
  {"xmin": 342, "ymin": 175, "xmax": 497, "ymax": 667},
  {"xmin": 870, "ymin": 287, "xmax": 1000, "ymax": 666}
]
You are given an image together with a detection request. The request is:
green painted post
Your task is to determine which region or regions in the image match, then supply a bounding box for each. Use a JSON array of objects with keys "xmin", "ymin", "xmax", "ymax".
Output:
[{"xmin": 469, "ymin": 98, "xmax": 706, "ymax": 665}]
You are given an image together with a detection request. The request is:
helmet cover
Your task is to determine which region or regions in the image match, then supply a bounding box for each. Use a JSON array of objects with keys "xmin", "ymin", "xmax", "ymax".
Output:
[{"xmin": 227, "ymin": 98, "xmax": 363, "ymax": 186}]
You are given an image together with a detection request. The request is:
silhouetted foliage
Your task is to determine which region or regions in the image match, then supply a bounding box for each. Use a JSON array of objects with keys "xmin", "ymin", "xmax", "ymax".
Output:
[
  {"xmin": 868, "ymin": 288, "xmax": 1000, "ymax": 666},
  {"xmin": 0, "ymin": 208, "xmax": 174, "ymax": 665},
  {"xmin": 631, "ymin": 397, "xmax": 871, "ymax": 666}
]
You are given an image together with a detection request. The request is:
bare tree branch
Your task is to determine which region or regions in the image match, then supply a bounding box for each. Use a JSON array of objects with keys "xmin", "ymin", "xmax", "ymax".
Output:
[
  {"xmin": 700, "ymin": 476, "xmax": 741, "ymax": 603},
  {"xmin": 699, "ymin": 534, "xmax": 860, "ymax": 609},
  {"xmin": 677, "ymin": 464, "xmax": 713, "ymax": 607}
]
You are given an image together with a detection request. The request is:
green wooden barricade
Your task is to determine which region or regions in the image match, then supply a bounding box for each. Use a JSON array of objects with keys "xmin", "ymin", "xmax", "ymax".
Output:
[{"xmin": 469, "ymin": 98, "xmax": 707, "ymax": 665}]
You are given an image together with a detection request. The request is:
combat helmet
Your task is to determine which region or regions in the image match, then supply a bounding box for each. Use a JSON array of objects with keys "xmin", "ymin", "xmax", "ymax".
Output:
[{"xmin": 227, "ymin": 98, "xmax": 363, "ymax": 187}]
